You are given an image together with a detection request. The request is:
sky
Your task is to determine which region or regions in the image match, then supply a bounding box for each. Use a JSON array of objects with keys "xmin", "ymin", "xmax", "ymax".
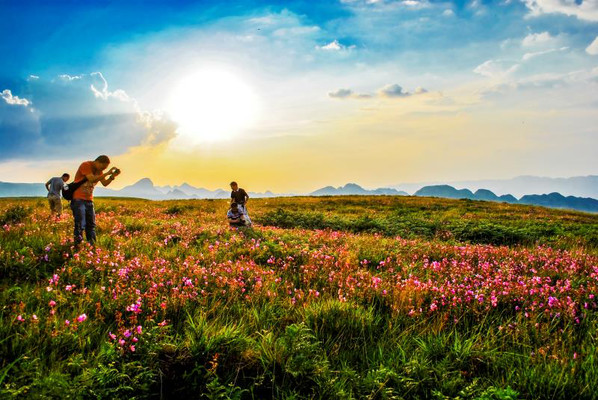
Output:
[{"xmin": 0, "ymin": 0, "xmax": 597, "ymax": 192}]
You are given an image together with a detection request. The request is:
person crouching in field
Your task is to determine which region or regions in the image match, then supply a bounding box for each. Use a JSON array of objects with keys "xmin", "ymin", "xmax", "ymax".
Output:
[
  {"xmin": 230, "ymin": 181, "xmax": 252, "ymax": 226},
  {"xmin": 227, "ymin": 203, "xmax": 247, "ymax": 227},
  {"xmin": 45, "ymin": 173, "xmax": 69, "ymax": 218},
  {"xmin": 71, "ymin": 155, "xmax": 120, "ymax": 246}
]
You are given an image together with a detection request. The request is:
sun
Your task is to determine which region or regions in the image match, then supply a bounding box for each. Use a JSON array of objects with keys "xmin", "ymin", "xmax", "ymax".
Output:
[{"xmin": 166, "ymin": 68, "xmax": 259, "ymax": 143}]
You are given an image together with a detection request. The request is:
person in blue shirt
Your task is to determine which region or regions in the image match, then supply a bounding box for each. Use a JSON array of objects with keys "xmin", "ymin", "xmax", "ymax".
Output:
[
  {"xmin": 45, "ymin": 173, "xmax": 70, "ymax": 218},
  {"xmin": 227, "ymin": 203, "xmax": 247, "ymax": 227}
]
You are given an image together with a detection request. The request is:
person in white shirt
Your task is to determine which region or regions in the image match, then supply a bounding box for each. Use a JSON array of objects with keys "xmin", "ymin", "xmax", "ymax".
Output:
[{"xmin": 227, "ymin": 203, "xmax": 247, "ymax": 227}]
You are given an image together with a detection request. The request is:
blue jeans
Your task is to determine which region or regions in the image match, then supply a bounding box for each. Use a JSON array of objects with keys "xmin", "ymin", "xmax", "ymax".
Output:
[{"xmin": 71, "ymin": 199, "xmax": 96, "ymax": 245}]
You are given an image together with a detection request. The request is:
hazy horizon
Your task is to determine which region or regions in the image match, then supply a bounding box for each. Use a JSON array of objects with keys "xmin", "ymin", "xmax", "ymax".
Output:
[{"xmin": 2, "ymin": 173, "xmax": 597, "ymax": 197}]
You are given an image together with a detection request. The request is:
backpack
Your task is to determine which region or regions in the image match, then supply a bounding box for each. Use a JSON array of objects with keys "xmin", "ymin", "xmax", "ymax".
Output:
[{"xmin": 62, "ymin": 177, "xmax": 88, "ymax": 201}]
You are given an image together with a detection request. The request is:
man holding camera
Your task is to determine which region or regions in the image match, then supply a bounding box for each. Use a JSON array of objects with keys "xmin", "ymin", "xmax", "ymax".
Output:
[{"xmin": 71, "ymin": 155, "xmax": 120, "ymax": 245}]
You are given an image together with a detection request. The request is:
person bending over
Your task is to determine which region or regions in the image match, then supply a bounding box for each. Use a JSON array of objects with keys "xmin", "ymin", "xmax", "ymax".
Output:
[{"xmin": 71, "ymin": 155, "xmax": 120, "ymax": 245}]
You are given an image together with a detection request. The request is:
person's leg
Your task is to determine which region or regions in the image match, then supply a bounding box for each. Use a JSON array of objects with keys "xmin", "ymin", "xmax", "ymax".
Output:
[
  {"xmin": 84, "ymin": 201, "xmax": 96, "ymax": 245},
  {"xmin": 55, "ymin": 198, "xmax": 63, "ymax": 216},
  {"xmin": 71, "ymin": 200, "xmax": 86, "ymax": 245},
  {"xmin": 48, "ymin": 198, "xmax": 55, "ymax": 214}
]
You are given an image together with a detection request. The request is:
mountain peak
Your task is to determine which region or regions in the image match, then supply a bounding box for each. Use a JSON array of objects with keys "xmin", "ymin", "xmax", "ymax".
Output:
[{"xmin": 133, "ymin": 178, "xmax": 154, "ymax": 187}]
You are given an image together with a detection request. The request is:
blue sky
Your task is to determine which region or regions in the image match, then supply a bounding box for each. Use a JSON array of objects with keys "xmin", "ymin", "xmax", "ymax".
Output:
[{"xmin": 1, "ymin": 0, "xmax": 597, "ymax": 191}]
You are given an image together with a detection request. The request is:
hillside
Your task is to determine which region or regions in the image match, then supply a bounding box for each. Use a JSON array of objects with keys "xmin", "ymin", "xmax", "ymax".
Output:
[{"xmin": 1, "ymin": 196, "xmax": 598, "ymax": 398}]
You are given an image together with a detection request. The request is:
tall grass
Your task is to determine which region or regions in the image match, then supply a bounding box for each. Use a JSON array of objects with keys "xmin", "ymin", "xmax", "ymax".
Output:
[{"xmin": 1, "ymin": 196, "xmax": 597, "ymax": 398}]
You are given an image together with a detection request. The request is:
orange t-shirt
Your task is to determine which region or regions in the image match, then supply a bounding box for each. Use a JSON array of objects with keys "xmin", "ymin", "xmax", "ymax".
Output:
[{"xmin": 73, "ymin": 161, "xmax": 98, "ymax": 201}]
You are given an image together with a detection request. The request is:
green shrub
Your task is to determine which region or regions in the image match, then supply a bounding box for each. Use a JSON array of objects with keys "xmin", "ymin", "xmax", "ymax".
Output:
[{"xmin": 0, "ymin": 205, "xmax": 31, "ymax": 225}]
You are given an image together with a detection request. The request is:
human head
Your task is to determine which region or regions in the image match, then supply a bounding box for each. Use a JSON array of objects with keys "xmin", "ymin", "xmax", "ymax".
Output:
[
  {"xmin": 93, "ymin": 155, "xmax": 110, "ymax": 171},
  {"xmin": 231, "ymin": 202, "xmax": 238, "ymax": 211},
  {"xmin": 230, "ymin": 181, "xmax": 238, "ymax": 190},
  {"xmin": 61, "ymin": 173, "xmax": 70, "ymax": 182}
]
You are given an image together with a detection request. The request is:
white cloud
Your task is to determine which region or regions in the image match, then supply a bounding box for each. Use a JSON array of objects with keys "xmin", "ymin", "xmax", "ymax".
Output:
[
  {"xmin": 522, "ymin": 46, "xmax": 569, "ymax": 61},
  {"xmin": 442, "ymin": 9, "xmax": 455, "ymax": 16},
  {"xmin": 1, "ymin": 89, "xmax": 31, "ymax": 106},
  {"xmin": 521, "ymin": 31, "xmax": 554, "ymax": 47},
  {"xmin": 58, "ymin": 74, "xmax": 83, "ymax": 81},
  {"xmin": 586, "ymin": 36, "xmax": 598, "ymax": 55},
  {"xmin": 316, "ymin": 39, "xmax": 356, "ymax": 51},
  {"xmin": 379, "ymin": 83, "xmax": 410, "ymax": 97},
  {"xmin": 89, "ymin": 71, "xmax": 131, "ymax": 102},
  {"xmin": 318, "ymin": 40, "xmax": 343, "ymax": 51},
  {"xmin": 0, "ymin": 73, "xmax": 178, "ymax": 160},
  {"xmin": 329, "ymin": 83, "xmax": 428, "ymax": 99},
  {"xmin": 479, "ymin": 66, "xmax": 598, "ymax": 97},
  {"xmin": 473, "ymin": 60, "xmax": 520, "ymax": 79},
  {"xmin": 403, "ymin": 0, "xmax": 424, "ymax": 7},
  {"xmin": 523, "ymin": 0, "xmax": 598, "ymax": 22},
  {"xmin": 328, "ymin": 88, "xmax": 354, "ymax": 98}
]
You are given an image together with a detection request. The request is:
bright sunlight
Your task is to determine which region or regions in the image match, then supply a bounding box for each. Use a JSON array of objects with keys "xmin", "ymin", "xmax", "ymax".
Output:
[{"xmin": 166, "ymin": 68, "xmax": 259, "ymax": 143}]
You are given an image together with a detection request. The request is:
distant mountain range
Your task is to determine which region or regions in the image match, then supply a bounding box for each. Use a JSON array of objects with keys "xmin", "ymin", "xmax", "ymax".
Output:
[
  {"xmin": 411, "ymin": 185, "xmax": 598, "ymax": 213},
  {"xmin": 1, "ymin": 176, "xmax": 597, "ymax": 213},
  {"xmin": 394, "ymin": 175, "xmax": 598, "ymax": 199},
  {"xmin": 94, "ymin": 178, "xmax": 280, "ymax": 200},
  {"xmin": 0, "ymin": 178, "xmax": 280, "ymax": 201},
  {"xmin": 311, "ymin": 183, "xmax": 408, "ymax": 196}
]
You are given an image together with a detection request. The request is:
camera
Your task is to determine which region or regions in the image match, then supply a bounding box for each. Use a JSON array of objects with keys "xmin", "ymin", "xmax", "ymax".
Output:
[{"xmin": 113, "ymin": 168, "xmax": 121, "ymax": 175}]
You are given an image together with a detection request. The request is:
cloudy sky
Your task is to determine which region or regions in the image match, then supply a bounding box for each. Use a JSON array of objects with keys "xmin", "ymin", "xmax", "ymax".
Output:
[{"xmin": 1, "ymin": 0, "xmax": 597, "ymax": 192}]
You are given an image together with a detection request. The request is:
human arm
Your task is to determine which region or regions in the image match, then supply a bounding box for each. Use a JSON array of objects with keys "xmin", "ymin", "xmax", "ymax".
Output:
[
  {"xmin": 99, "ymin": 168, "xmax": 120, "ymax": 186},
  {"xmin": 45, "ymin": 180, "xmax": 51, "ymax": 192},
  {"xmin": 83, "ymin": 167, "xmax": 115, "ymax": 184}
]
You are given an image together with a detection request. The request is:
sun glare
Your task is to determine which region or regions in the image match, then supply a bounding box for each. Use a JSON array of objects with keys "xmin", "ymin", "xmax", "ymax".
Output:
[{"xmin": 166, "ymin": 68, "xmax": 259, "ymax": 143}]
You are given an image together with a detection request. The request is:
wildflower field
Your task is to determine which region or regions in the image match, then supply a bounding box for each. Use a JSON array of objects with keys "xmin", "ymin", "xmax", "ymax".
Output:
[{"xmin": 1, "ymin": 196, "xmax": 598, "ymax": 399}]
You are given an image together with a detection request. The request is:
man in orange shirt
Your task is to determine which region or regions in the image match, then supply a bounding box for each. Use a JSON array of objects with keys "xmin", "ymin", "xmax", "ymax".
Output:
[{"xmin": 71, "ymin": 155, "xmax": 120, "ymax": 245}]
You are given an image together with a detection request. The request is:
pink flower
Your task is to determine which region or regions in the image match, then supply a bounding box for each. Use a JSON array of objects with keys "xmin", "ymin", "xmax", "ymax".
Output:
[
  {"xmin": 65, "ymin": 319, "xmax": 70, "ymax": 326},
  {"xmin": 77, "ymin": 313, "xmax": 87, "ymax": 323},
  {"xmin": 130, "ymin": 345, "xmax": 136, "ymax": 352},
  {"xmin": 32, "ymin": 314, "xmax": 38, "ymax": 321},
  {"xmin": 108, "ymin": 332, "xmax": 116, "ymax": 340},
  {"xmin": 119, "ymin": 339, "xmax": 125, "ymax": 346},
  {"xmin": 49, "ymin": 300, "xmax": 56, "ymax": 307},
  {"xmin": 124, "ymin": 329, "xmax": 131, "ymax": 338},
  {"xmin": 17, "ymin": 315, "xmax": 24, "ymax": 322},
  {"xmin": 136, "ymin": 325, "xmax": 142, "ymax": 334}
]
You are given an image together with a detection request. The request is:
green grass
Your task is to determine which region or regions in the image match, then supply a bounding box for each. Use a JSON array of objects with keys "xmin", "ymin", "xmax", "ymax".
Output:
[{"xmin": 1, "ymin": 196, "xmax": 597, "ymax": 399}]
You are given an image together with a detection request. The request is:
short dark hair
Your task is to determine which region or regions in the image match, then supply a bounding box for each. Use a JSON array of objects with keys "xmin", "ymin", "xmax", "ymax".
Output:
[
  {"xmin": 231, "ymin": 202, "xmax": 238, "ymax": 208},
  {"xmin": 230, "ymin": 181, "xmax": 238, "ymax": 186},
  {"xmin": 62, "ymin": 173, "xmax": 70, "ymax": 178},
  {"xmin": 95, "ymin": 155, "xmax": 110, "ymax": 164}
]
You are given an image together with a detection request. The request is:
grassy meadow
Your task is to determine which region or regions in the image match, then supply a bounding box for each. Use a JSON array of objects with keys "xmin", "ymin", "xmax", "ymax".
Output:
[{"xmin": 1, "ymin": 195, "xmax": 598, "ymax": 399}]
